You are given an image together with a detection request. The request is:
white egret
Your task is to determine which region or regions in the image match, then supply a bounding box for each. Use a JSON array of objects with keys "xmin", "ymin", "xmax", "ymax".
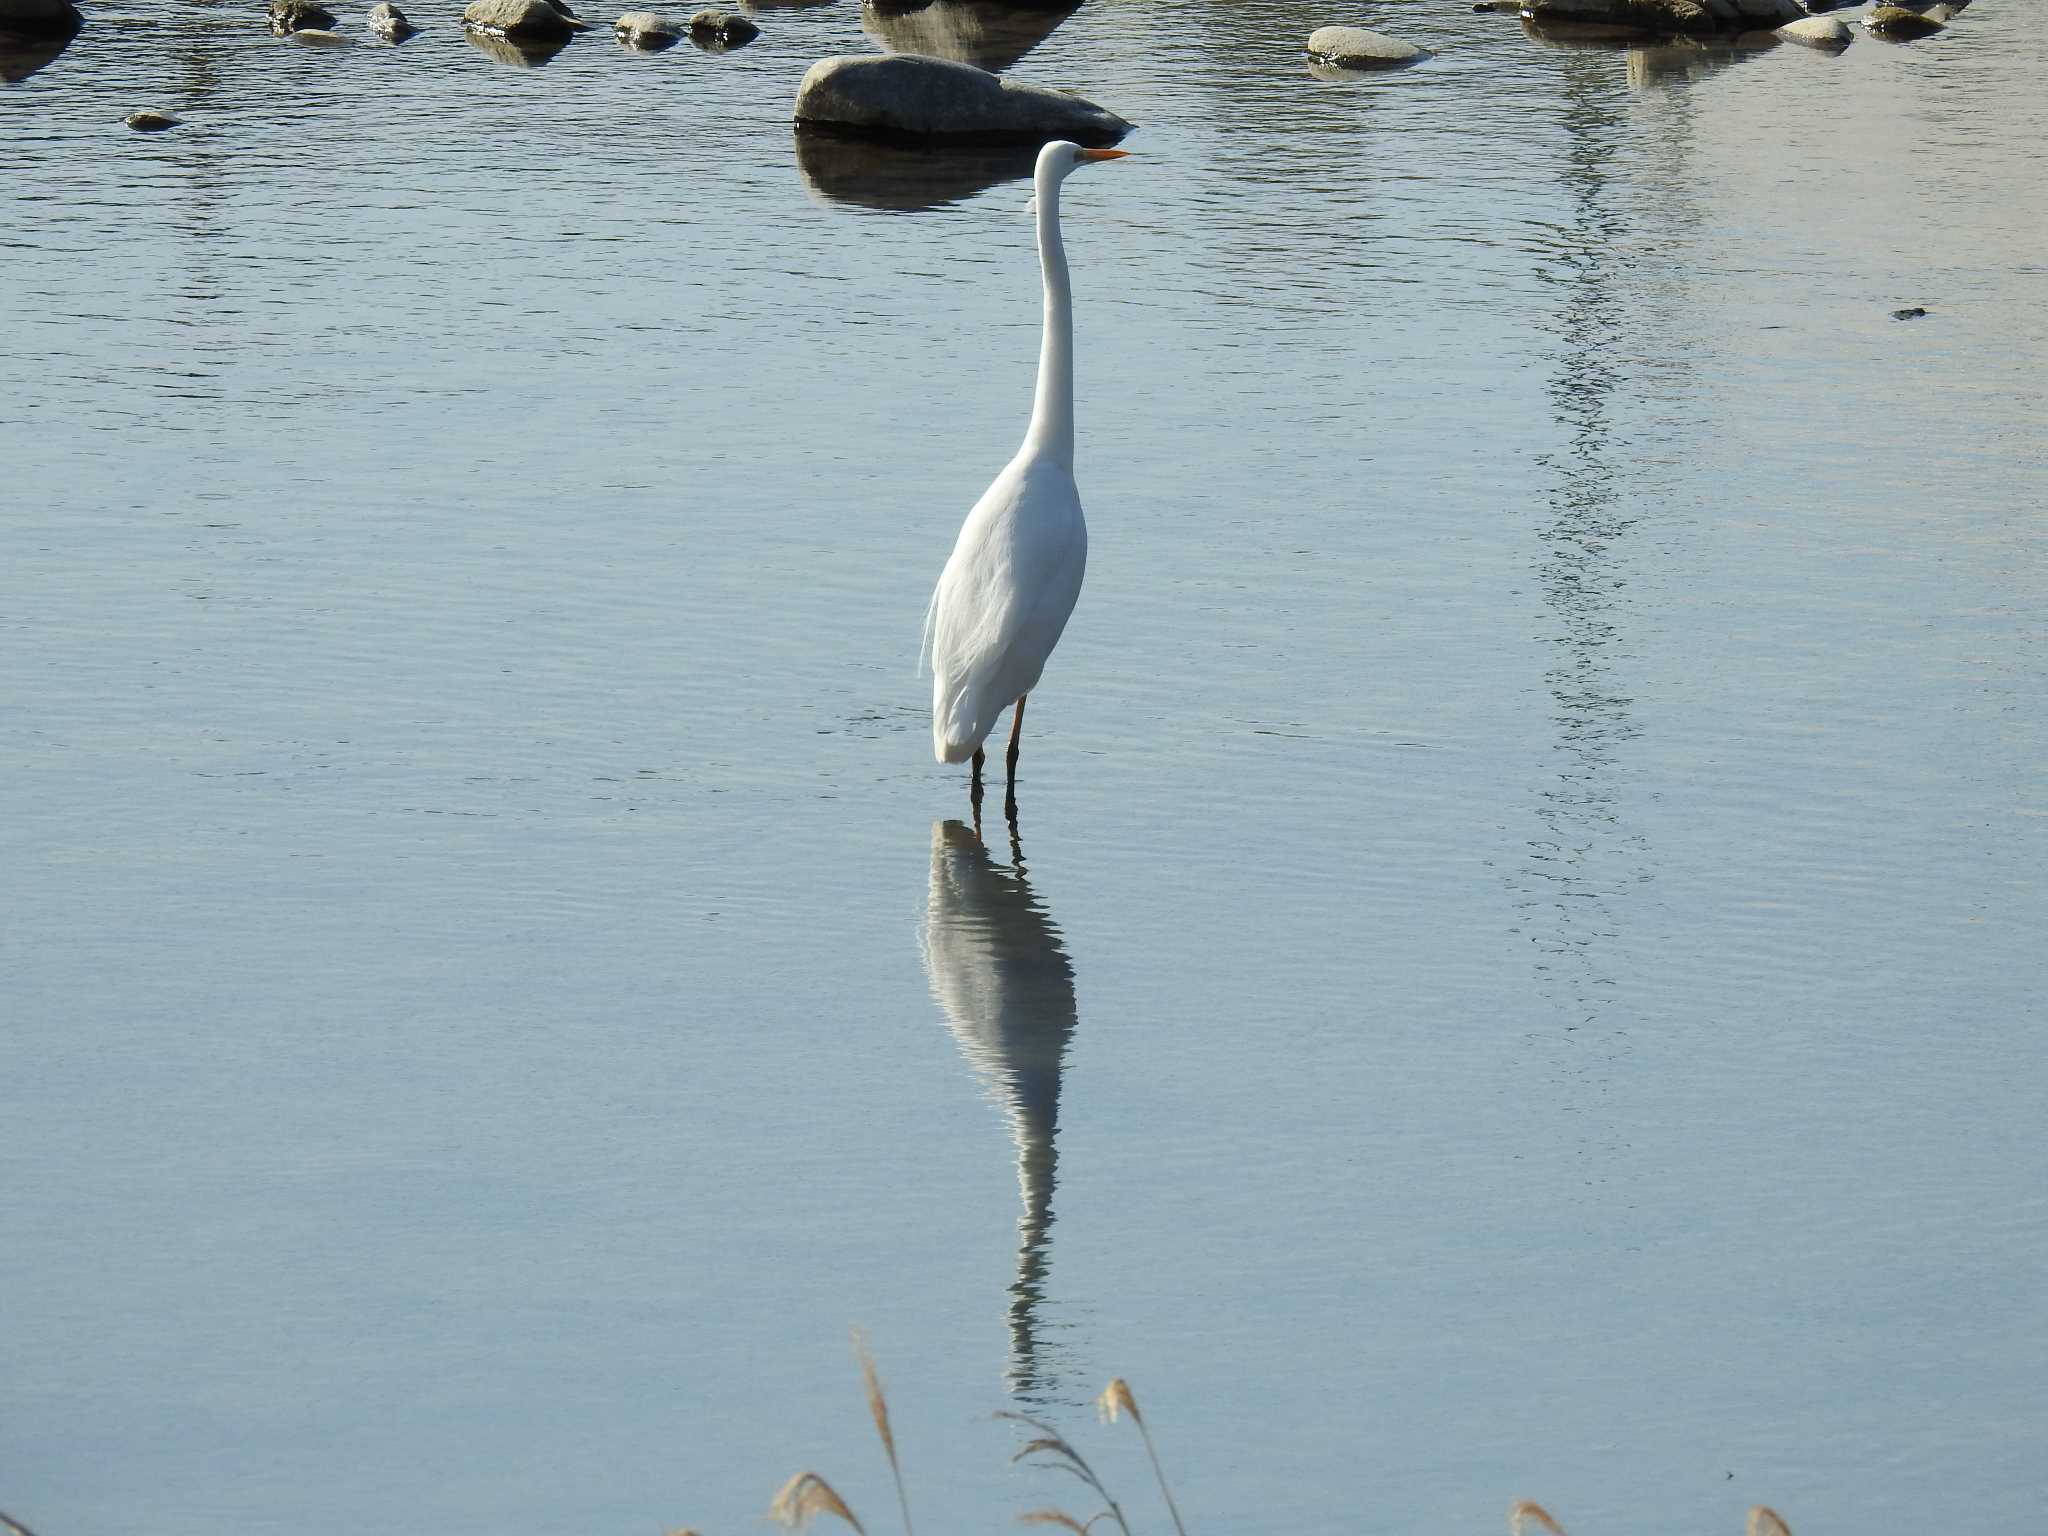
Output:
[{"xmin": 923, "ymin": 139, "xmax": 1129, "ymax": 817}]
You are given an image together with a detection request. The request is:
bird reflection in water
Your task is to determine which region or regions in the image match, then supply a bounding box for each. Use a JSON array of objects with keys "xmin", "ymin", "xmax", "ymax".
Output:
[{"xmin": 920, "ymin": 817, "xmax": 1078, "ymax": 1402}]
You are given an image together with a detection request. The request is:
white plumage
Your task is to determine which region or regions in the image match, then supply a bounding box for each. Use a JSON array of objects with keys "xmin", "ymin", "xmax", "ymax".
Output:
[{"xmin": 924, "ymin": 140, "xmax": 1128, "ymax": 799}]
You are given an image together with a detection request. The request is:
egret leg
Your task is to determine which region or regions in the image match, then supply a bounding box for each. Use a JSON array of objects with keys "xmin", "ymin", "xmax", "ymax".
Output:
[
  {"xmin": 1003, "ymin": 696, "xmax": 1026, "ymax": 823},
  {"xmin": 1005, "ymin": 695, "xmax": 1028, "ymax": 783}
]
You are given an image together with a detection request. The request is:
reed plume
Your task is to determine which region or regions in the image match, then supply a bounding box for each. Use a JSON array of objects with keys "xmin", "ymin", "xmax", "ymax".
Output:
[
  {"xmin": 998, "ymin": 1409, "xmax": 1133, "ymax": 1536},
  {"xmin": 1747, "ymin": 1507, "xmax": 1793, "ymax": 1536},
  {"xmin": 769, "ymin": 1471, "xmax": 866, "ymax": 1535},
  {"xmin": 1508, "ymin": 1499, "xmax": 1566, "ymax": 1536},
  {"xmin": 1096, "ymin": 1378, "xmax": 1186, "ymax": 1536},
  {"xmin": 853, "ymin": 1328, "xmax": 915, "ymax": 1536}
]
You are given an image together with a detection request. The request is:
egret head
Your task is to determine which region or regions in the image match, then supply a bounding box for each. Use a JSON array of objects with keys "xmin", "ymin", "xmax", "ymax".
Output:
[{"xmin": 1036, "ymin": 140, "xmax": 1130, "ymax": 182}]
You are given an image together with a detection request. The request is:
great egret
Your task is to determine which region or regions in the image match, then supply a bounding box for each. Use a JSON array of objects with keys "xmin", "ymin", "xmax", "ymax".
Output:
[{"xmin": 923, "ymin": 139, "xmax": 1129, "ymax": 818}]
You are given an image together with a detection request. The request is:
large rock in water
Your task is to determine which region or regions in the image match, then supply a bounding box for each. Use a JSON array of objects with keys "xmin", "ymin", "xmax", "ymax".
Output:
[
  {"xmin": 614, "ymin": 8, "xmax": 682, "ymax": 44},
  {"xmin": 1523, "ymin": 0, "xmax": 1800, "ymax": 30},
  {"xmin": 1864, "ymin": 3, "xmax": 1944, "ymax": 36},
  {"xmin": 793, "ymin": 53, "xmax": 1130, "ymax": 145},
  {"xmin": 268, "ymin": 0, "xmax": 336, "ymax": 33},
  {"xmin": 0, "ymin": 0, "xmax": 81, "ymax": 28},
  {"xmin": 1777, "ymin": 13, "xmax": 1850, "ymax": 46},
  {"xmin": 464, "ymin": 0, "xmax": 590, "ymax": 39},
  {"xmin": 368, "ymin": 2, "xmax": 417, "ymax": 37},
  {"xmin": 1306, "ymin": 25, "xmax": 1428, "ymax": 68}
]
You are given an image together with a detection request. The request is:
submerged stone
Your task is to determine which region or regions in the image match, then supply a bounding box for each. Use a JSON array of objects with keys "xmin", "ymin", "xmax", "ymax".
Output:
[
  {"xmin": 368, "ymin": 2, "xmax": 417, "ymax": 38},
  {"xmin": 1305, "ymin": 24, "xmax": 1428, "ymax": 68},
  {"xmin": 1777, "ymin": 12, "xmax": 1850, "ymax": 45},
  {"xmin": 1864, "ymin": 3, "xmax": 1944, "ymax": 34},
  {"xmin": 793, "ymin": 53, "xmax": 1131, "ymax": 145},
  {"xmin": 688, "ymin": 7, "xmax": 758, "ymax": 45},
  {"xmin": 614, "ymin": 8, "xmax": 682, "ymax": 44},
  {"xmin": 268, "ymin": 0, "xmax": 335, "ymax": 33},
  {"xmin": 1522, "ymin": 0, "xmax": 1801, "ymax": 31},
  {"xmin": 463, "ymin": 0, "xmax": 590, "ymax": 39}
]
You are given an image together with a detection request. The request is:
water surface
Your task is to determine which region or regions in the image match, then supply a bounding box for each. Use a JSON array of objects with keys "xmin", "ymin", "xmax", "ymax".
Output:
[{"xmin": 4, "ymin": 2, "xmax": 2045, "ymax": 1533}]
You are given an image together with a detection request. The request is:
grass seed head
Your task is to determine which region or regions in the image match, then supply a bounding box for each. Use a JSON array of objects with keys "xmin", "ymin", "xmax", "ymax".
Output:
[
  {"xmin": 1508, "ymin": 1500, "xmax": 1566, "ymax": 1536},
  {"xmin": 1096, "ymin": 1379, "xmax": 1142, "ymax": 1426},
  {"xmin": 769, "ymin": 1471, "xmax": 867, "ymax": 1535}
]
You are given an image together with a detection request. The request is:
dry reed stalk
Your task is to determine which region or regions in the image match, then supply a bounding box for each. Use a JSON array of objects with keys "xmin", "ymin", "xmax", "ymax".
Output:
[
  {"xmin": 1017, "ymin": 1510, "xmax": 1094, "ymax": 1534},
  {"xmin": 1096, "ymin": 1378, "xmax": 1187, "ymax": 1536},
  {"xmin": 852, "ymin": 1328, "xmax": 915, "ymax": 1536},
  {"xmin": 769, "ymin": 1471, "xmax": 867, "ymax": 1535},
  {"xmin": 997, "ymin": 1409, "xmax": 1133, "ymax": 1536},
  {"xmin": 1508, "ymin": 1500, "xmax": 1566, "ymax": 1536},
  {"xmin": 1747, "ymin": 1507, "xmax": 1793, "ymax": 1536},
  {"xmin": 0, "ymin": 1514, "xmax": 40, "ymax": 1536}
]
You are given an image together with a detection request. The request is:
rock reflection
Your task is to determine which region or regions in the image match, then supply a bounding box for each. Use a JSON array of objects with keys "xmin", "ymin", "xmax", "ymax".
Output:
[
  {"xmin": 795, "ymin": 127, "xmax": 1037, "ymax": 212},
  {"xmin": 462, "ymin": 27, "xmax": 570, "ymax": 65},
  {"xmin": 1512, "ymin": 50, "xmax": 1666, "ymax": 1146},
  {"xmin": 1520, "ymin": 16, "xmax": 1781, "ymax": 88},
  {"xmin": 921, "ymin": 818, "xmax": 1077, "ymax": 1402},
  {"xmin": 860, "ymin": 0, "xmax": 1079, "ymax": 72}
]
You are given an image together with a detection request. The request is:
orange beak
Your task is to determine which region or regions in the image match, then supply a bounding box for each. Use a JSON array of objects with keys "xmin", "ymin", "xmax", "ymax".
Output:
[{"xmin": 1079, "ymin": 148, "xmax": 1131, "ymax": 162}]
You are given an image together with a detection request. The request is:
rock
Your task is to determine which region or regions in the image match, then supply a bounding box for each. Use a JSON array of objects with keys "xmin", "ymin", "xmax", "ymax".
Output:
[
  {"xmin": 464, "ymin": 0, "xmax": 590, "ymax": 38},
  {"xmin": 1891, "ymin": 306, "xmax": 1929, "ymax": 320},
  {"xmin": 1305, "ymin": 25, "xmax": 1428, "ymax": 67},
  {"xmin": 1522, "ymin": 0, "xmax": 1801, "ymax": 31},
  {"xmin": 614, "ymin": 8, "xmax": 681, "ymax": 43},
  {"xmin": 1, "ymin": 15, "xmax": 79, "ymax": 79},
  {"xmin": 1777, "ymin": 12, "xmax": 1849, "ymax": 45},
  {"xmin": 268, "ymin": 0, "xmax": 335, "ymax": 32},
  {"xmin": 124, "ymin": 109, "xmax": 180, "ymax": 130},
  {"xmin": 792, "ymin": 53, "xmax": 1131, "ymax": 146},
  {"xmin": 1863, "ymin": 3, "xmax": 1943, "ymax": 34},
  {"xmin": 286, "ymin": 26, "xmax": 353, "ymax": 43},
  {"xmin": 368, "ymin": 2, "xmax": 417, "ymax": 37},
  {"xmin": 0, "ymin": 0, "xmax": 81, "ymax": 28},
  {"xmin": 688, "ymin": 6, "xmax": 757, "ymax": 44}
]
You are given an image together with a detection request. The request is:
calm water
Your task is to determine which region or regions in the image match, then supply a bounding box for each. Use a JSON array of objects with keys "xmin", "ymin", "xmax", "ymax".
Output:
[{"xmin": 4, "ymin": 0, "xmax": 2045, "ymax": 1531}]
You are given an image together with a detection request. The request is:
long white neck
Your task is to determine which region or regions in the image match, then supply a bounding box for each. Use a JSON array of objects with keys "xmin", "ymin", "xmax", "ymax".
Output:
[{"xmin": 1023, "ymin": 164, "xmax": 1074, "ymax": 467}]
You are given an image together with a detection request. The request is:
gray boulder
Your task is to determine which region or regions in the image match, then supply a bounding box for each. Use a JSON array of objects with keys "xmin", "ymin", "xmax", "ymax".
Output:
[
  {"xmin": 793, "ymin": 53, "xmax": 1130, "ymax": 145},
  {"xmin": 269, "ymin": 0, "xmax": 335, "ymax": 32},
  {"xmin": 614, "ymin": 8, "xmax": 681, "ymax": 43},
  {"xmin": 1523, "ymin": 0, "xmax": 1801, "ymax": 31},
  {"xmin": 689, "ymin": 6, "xmax": 758, "ymax": 44},
  {"xmin": 1306, "ymin": 25, "xmax": 1428, "ymax": 67},
  {"xmin": 1864, "ymin": 1, "xmax": 1942, "ymax": 31},
  {"xmin": 1777, "ymin": 12, "xmax": 1849, "ymax": 45},
  {"xmin": 124, "ymin": 108, "xmax": 180, "ymax": 130},
  {"xmin": 368, "ymin": 2, "xmax": 417, "ymax": 37},
  {"xmin": 463, "ymin": 0, "xmax": 590, "ymax": 38}
]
